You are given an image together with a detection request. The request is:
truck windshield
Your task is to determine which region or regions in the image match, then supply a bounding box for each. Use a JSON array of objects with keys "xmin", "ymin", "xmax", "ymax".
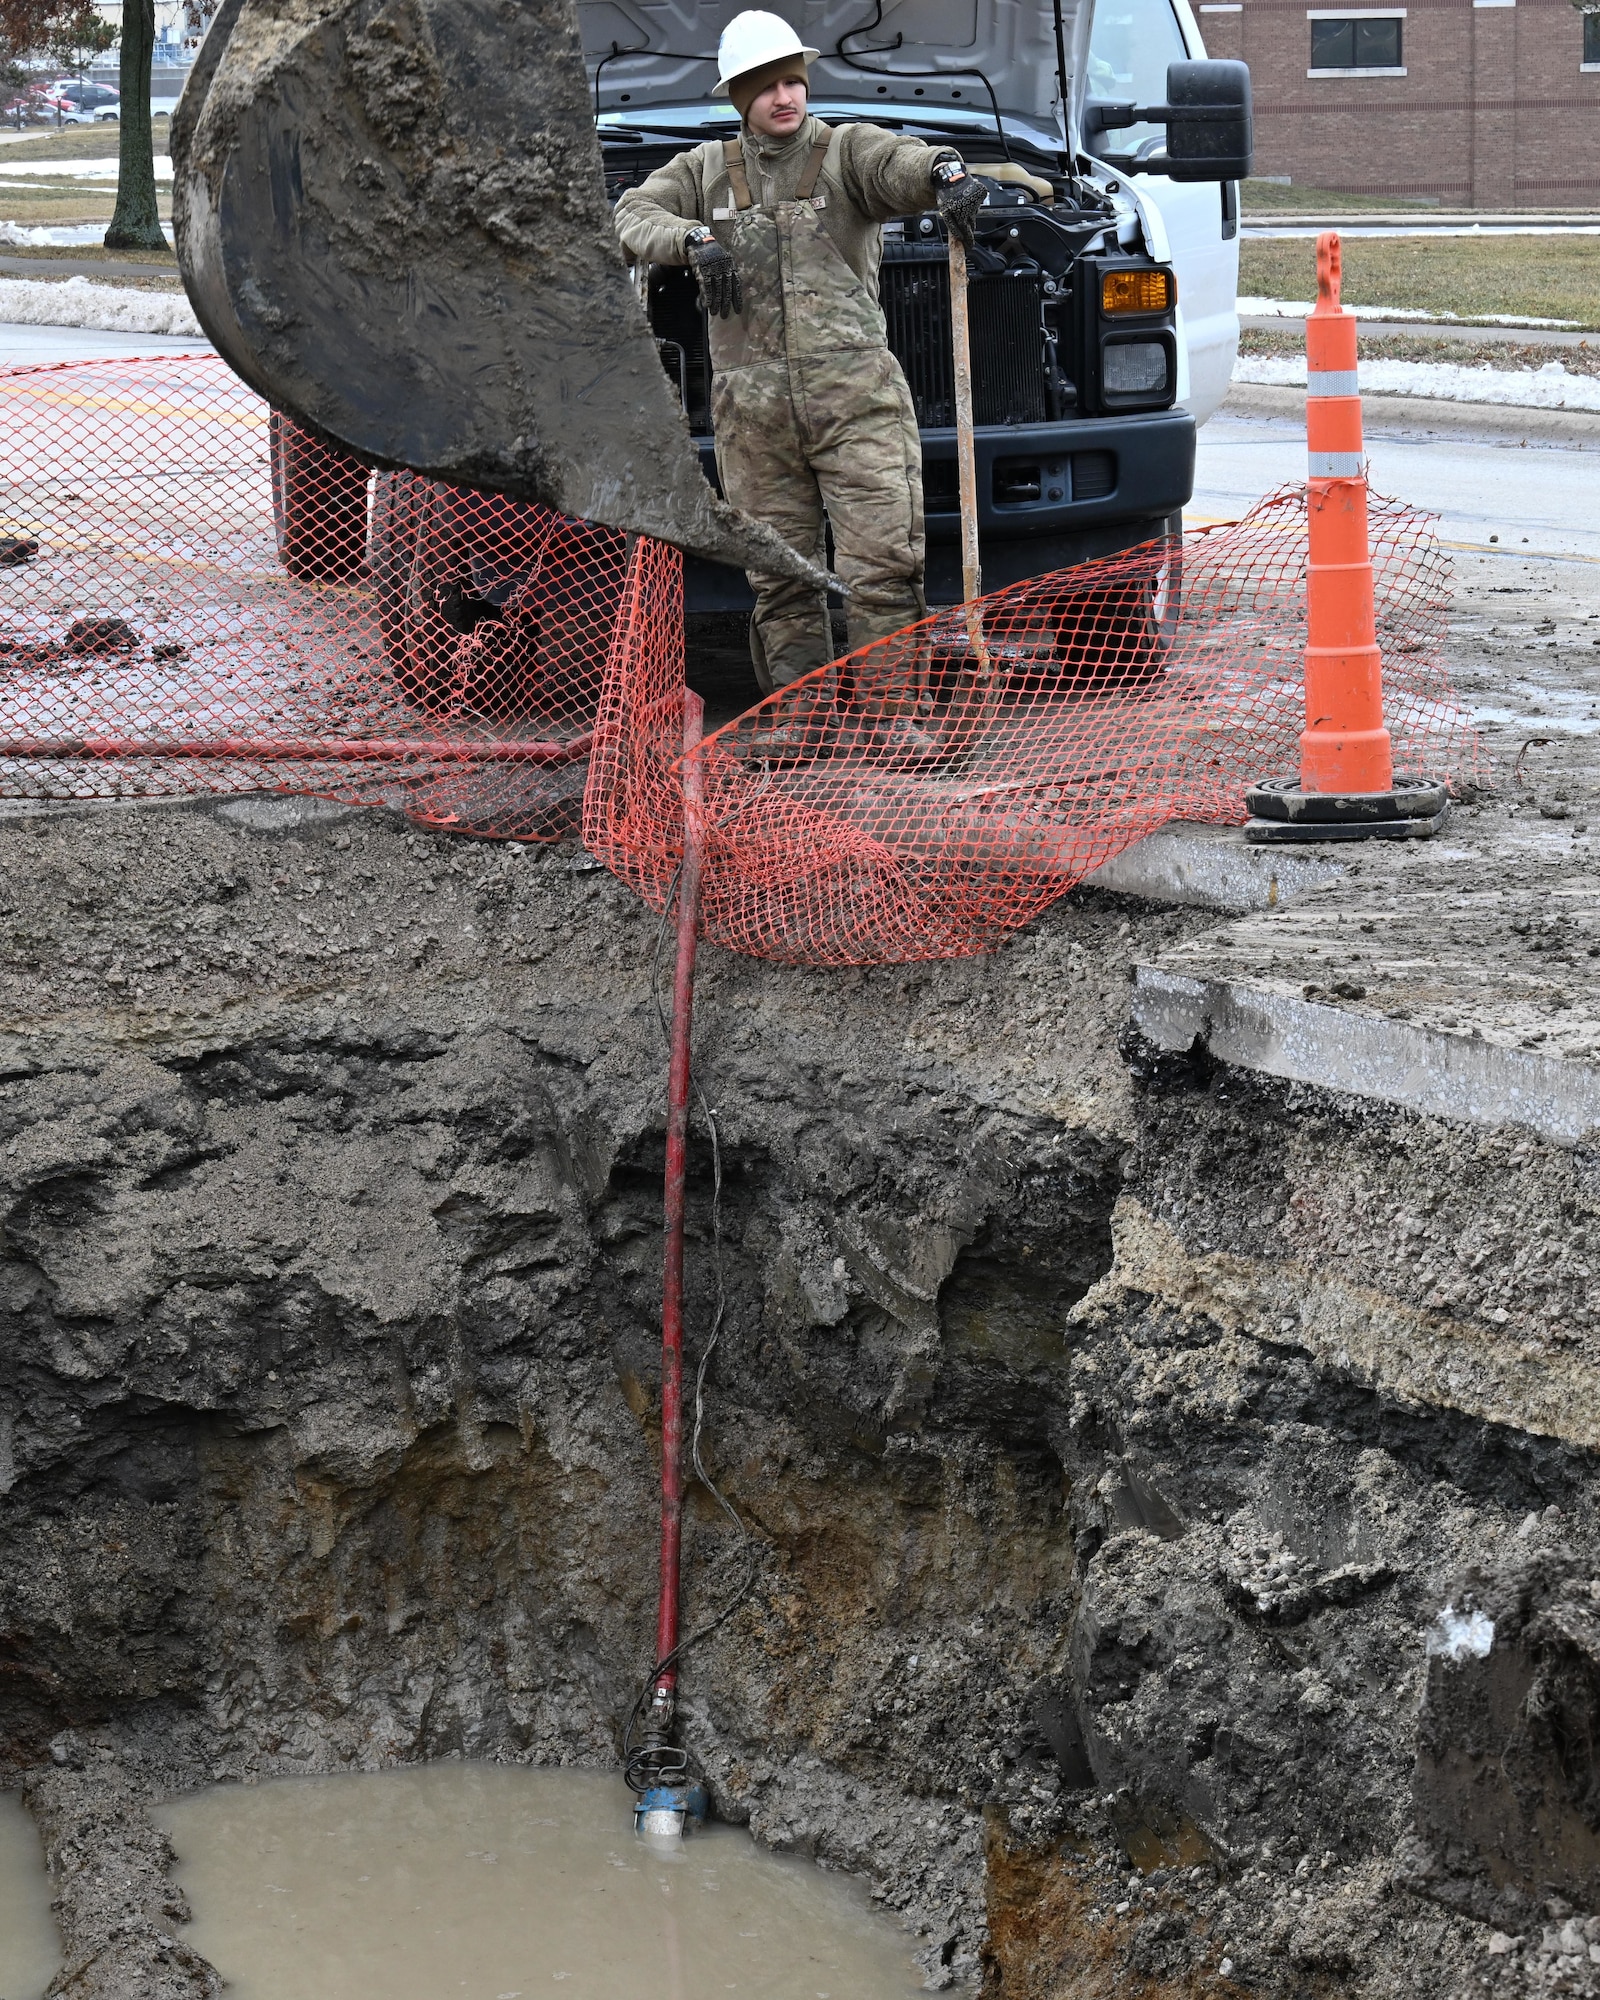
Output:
[{"xmin": 1085, "ymin": 0, "xmax": 1189, "ymax": 163}]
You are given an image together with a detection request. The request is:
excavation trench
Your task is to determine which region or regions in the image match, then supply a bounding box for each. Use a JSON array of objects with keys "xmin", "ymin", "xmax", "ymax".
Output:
[{"xmin": 0, "ymin": 793, "xmax": 1596, "ymax": 1999}]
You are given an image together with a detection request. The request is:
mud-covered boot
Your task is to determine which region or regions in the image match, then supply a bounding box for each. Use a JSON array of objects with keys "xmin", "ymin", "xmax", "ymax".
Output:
[
  {"xmin": 731, "ymin": 675, "xmax": 837, "ymax": 763},
  {"xmin": 870, "ymin": 709, "xmax": 945, "ymax": 767}
]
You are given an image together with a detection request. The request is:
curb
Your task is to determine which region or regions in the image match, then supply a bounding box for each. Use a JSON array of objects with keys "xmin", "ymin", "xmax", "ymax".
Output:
[{"xmin": 1221, "ymin": 380, "xmax": 1600, "ymax": 447}]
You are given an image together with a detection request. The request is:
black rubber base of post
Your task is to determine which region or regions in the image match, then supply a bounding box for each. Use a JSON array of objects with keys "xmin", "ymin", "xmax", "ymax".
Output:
[
  {"xmin": 1244, "ymin": 805, "xmax": 1450, "ymax": 844},
  {"xmin": 1244, "ymin": 775, "xmax": 1449, "ymax": 826}
]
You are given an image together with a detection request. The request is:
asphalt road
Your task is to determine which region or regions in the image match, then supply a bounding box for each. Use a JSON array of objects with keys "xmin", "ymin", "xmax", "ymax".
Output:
[
  {"xmin": 1192, "ymin": 407, "xmax": 1600, "ymax": 564},
  {"xmin": 3, "ymin": 320, "xmax": 1596, "ymax": 568}
]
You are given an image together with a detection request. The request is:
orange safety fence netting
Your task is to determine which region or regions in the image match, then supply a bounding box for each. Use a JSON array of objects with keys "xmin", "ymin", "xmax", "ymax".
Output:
[
  {"xmin": 0, "ymin": 354, "xmax": 1480, "ymax": 967},
  {"xmin": 0, "ymin": 354, "xmax": 621, "ymax": 840},
  {"xmin": 588, "ymin": 487, "xmax": 1480, "ymax": 965}
]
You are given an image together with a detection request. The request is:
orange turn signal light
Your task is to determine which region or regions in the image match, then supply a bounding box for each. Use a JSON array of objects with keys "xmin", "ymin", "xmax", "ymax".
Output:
[{"xmin": 1101, "ymin": 268, "xmax": 1176, "ymax": 316}]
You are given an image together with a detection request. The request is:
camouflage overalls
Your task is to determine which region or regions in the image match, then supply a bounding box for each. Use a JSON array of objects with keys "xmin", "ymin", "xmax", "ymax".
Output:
[{"xmin": 614, "ymin": 115, "xmax": 957, "ymax": 689}]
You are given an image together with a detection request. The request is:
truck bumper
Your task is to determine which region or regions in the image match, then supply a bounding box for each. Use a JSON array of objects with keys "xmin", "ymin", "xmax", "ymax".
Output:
[{"xmin": 683, "ymin": 409, "xmax": 1197, "ymax": 613}]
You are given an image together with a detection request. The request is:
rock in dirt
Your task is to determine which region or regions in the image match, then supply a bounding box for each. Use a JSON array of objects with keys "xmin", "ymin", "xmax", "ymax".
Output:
[{"xmin": 63, "ymin": 615, "xmax": 139, "ymax": 656}]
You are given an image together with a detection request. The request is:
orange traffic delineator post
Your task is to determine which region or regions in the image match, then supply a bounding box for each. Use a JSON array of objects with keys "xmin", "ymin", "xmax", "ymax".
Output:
[{"xmin": 1245, "ymin": 231, "xmax": 1448, "ymax": 843}]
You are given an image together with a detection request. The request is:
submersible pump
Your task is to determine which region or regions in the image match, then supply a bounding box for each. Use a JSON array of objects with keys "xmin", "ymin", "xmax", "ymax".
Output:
[{"xmin": 629, "ymin": 1685, "xmax": 709, "ymax": 1840}]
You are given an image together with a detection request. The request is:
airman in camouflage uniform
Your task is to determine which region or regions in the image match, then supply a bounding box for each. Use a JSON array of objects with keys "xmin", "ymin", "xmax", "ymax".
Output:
[{"xmin": 613, "ymin": 24, "xmax": 981, "ymax": 696}]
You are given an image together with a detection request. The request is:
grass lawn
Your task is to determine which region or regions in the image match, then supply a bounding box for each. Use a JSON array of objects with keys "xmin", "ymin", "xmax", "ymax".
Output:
[
  {"xmin": 0, "ymin": 114, "xmax": 170, "ymax": 161},
  {"xmin": 1242, "ymin": 180, "xmax": 1443, "ymax": 214},
  {"xmin": 0, "ymin": 177, "xmax": 171, "ymax": 224},
  {"xmin": 1239, "ymin": 235, "xmax": 1600, "ymax": 327},
  {"xmin": 0, "ymin": 189, "xmax": 116, "ymax": 223},
  {"xmin": 0, "ymin": 197, "xmax": 172, "ymax": 228},
  {"xmin": 1238, "ymin": 327, "xmax": 1600, "ymax": 374}
]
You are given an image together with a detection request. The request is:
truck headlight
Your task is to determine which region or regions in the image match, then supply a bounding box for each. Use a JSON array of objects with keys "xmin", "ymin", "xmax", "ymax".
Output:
[{"xmin": 1103, "ymin": 340, "xmax": 1170, "ymax": 395}]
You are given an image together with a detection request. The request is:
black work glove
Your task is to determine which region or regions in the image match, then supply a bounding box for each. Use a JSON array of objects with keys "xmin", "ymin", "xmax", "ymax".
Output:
[
  {"xmin": 687, "ymin": 227, "xmax": 742, "ymax": 318},
  {"xmin": 930, "ymin": 160, "xmax": 985, "ymax": 249}
]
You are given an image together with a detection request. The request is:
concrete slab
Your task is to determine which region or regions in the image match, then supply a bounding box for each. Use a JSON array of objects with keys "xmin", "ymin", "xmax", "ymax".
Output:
[
  {"xmin": 1081, "ymin": 820, "xmax": 1349, "ymax": 911},
  {"xmin": 1133, "ymin": 963, "xmax": 1600, "ymax": 1146},
  {"xmin": 213, "ymin": 795, "xmax": 358, "ymax": 832},
  {"xmin": 1130, "ymin": 810, "xmax": 1600, "ymax": 1146}
]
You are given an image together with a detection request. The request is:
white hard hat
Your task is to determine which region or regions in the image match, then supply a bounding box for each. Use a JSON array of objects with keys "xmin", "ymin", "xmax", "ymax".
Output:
[{"xmin": 713, "ymin": 11, "xmax": 820, "ymax": 98}]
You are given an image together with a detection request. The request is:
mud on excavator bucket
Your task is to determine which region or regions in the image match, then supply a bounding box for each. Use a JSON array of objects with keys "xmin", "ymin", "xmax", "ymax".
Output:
[{"xmin": 171, "ymin": 0, "xmax": 827, "ymax": 589}]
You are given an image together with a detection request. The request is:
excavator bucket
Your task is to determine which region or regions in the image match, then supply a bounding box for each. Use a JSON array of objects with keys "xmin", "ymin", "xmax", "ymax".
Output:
[{"xmin": 170, "ymin": 0, "xmax": 827, "ymax": 588}]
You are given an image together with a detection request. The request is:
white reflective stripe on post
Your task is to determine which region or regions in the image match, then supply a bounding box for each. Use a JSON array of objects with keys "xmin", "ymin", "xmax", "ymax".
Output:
[
  {"xmin": 1306, "ymin": 370, "xmax": 1360, "ymax": 398},
  {"xmin": 1308, "ymin": 450, "xmax": 1365, "ymax": 476}
]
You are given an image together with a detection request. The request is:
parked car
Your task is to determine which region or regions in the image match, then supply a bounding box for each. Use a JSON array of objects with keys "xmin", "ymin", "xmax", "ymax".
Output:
[
  {"xmin": 45, "ymin": 80, "xmax": 120, "ymax": 121},
  {"xmin": 2, "ymin": 87, "xmax": 46, "ymax": 127}
]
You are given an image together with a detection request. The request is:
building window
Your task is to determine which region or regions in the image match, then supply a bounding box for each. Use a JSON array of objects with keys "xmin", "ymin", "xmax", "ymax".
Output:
[
  {"xmin": 1310, "ymin": 15, "xmax": 1403, "ymax": 68},
  {"xmin": 1585, "ymin": 9, "xmax": 1600, "ymax": 66}
]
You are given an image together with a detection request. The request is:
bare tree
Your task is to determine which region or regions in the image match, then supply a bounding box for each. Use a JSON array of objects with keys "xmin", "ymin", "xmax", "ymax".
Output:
[{"xmin": 105, "ymin": 0, "xmax": 161, "ymax": 247}]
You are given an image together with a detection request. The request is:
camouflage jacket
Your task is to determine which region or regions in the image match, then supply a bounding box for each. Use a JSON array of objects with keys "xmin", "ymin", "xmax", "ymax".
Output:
[{"xmin": 612, "ymin": 115, "xmax": 958, "ymax": 372}]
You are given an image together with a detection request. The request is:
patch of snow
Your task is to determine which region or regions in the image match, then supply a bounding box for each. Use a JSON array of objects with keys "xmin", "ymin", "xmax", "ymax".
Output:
[
  {"xmin": 0, "ymin": 275, "xmax": 198, "ymax": 336},
  {"xmin": 1238, "ymin": 296, "xmax": 1586, "ymax": 330},
  {"xmin": 0, "ymin": 220, "xmax": 170, "ymax": 246},
  {"xmin": 1426, "ymin": 1603, "xmax": 1494, "ymax": 1662},
  {"xmin": 1234, "ymin": 352, "xmax": 1600, "ymax": 411},
  {"xmin": 0, "ymin": 156, "xmax": 172, "ymax": 180}
]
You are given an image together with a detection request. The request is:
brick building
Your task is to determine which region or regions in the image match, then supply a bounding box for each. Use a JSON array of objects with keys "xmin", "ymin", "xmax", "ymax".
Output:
[{"xmin": 1196, "ymin": 0, "xmax": 1600, "ymax": 206}]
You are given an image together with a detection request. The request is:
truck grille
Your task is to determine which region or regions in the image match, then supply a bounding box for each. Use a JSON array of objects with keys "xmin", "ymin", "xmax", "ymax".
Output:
[
  {"xmin": 881, "ymin": 254, "xmax": 1047, "ymax": 430},
  {"xmin": 971, "ymin": 277, "xmax": 1048, "ymax": 428},
  {"xmin": 882, "ymin": 259, "xmax": 954, "ymax": 426}
]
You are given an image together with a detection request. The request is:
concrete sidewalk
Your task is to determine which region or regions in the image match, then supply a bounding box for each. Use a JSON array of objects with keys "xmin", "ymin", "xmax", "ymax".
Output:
[
  {"xmin": 0, "ymin": 322, "xmax": 210, "ymax": 364},
  {"xmin": 1222, "ymin": 381, "xmax": 1600, "ymax": 449},
  {"xmin": 1197, "ymin": 398, "xmax": 1600, "ymax": 562}
]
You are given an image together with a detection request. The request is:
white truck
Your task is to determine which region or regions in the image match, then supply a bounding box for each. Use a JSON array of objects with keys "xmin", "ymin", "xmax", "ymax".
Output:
[{"xmin": 590, "ymin": 0, "xmax": 1250, "ymax": 605}]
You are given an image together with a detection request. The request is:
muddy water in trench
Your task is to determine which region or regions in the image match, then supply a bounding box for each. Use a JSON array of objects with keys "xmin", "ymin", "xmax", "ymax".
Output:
[
  {"xmin": 155, "ymin": 1765, "xmax": 926, "ymax": 2000},
  {"xmin": 0, "ymin": 1790, "xmax": 60, "ymax": 1999}
]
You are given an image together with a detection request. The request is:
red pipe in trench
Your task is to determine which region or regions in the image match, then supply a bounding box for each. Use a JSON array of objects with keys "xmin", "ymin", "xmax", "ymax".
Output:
[{"xmin": 653, "ymin": 689, "xmax": 705, "ymax": 1712}]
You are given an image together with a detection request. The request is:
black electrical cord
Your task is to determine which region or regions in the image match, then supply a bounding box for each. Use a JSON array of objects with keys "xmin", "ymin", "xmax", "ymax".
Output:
[
  {"xmin": 834, "ymin": 0, "xmax": 1014, "ymax": 163},
  {"xmin": 621, "ymin": 857, "xmax": 763, "ymax": 1798}
]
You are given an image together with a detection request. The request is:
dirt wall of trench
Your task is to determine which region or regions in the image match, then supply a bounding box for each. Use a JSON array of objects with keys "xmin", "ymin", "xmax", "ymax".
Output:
[{"xmin": 0, "ymin": 796, "xmax": 1595, "ymax": 1999}]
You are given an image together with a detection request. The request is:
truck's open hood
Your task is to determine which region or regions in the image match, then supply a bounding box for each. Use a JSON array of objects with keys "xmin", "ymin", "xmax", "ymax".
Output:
[{"xmin": 583, "ymin": 0, "xmax": 1089, "ymax": 152}]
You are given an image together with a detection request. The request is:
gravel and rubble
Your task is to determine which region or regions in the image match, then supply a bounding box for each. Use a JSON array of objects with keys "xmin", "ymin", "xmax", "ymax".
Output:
[
  {"xmin": 0, "ymin": 555, "xmax": 1595, "ymax": 1999},
  {"xmin": 22, "ymin": 1752, "xmax": 218, "ymax": 1999}
]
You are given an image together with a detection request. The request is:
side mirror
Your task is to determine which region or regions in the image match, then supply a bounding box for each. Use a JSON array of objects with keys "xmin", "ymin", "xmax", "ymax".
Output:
[
  {"xmin": 1163, "ymin": 60, "xmax": 1252, "ymax": 181},
  {"xmin": 1085, "ymin": 58, "xmax": 1253, "ymax": 183}
]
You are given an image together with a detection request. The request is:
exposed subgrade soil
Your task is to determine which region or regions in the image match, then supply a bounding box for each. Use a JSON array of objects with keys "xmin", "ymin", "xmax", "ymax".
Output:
[{"xmin": 0, "ymin": 560, "xmax": 1597, "ymax": 1998}]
